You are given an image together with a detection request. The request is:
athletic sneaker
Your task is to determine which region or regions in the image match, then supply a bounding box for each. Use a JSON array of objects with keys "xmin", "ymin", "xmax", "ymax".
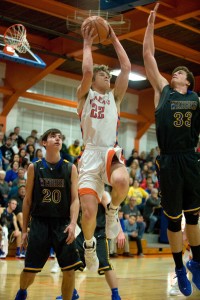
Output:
[
  {"xmin": 105, "ymin": 205, "xmax": 120, "ymax": 239},
  {"xmin": 169, "ymin": 280, "xmax": 182, "ymax": 296},
  {"xmin": 175, "ymin": 266, "xmax": 192, "ymax": 296},
  {"xmin": 51, "ymin": 262, "xmax": 60, "ymax": 273},
  {"xmin": 186, "ymin": 259, "xmax": 200, "ymax": 290},
  {"xmin": 0, "ymin": 249, "xmax": 6, "ymax": 258},
  {"xmin": 14, "ymin": 289, "xmax": 27, "ymax": 300},
  {"xmin": 16, "ymin": 251, "xmax": 25, "ymax": 258},
  {"xmin": 83, "ymin": 237, "xmax": 99, "ymax": 272},
  {"xmin": 56, "ymin": 288, "xmax": 79, "ymax": 300}
]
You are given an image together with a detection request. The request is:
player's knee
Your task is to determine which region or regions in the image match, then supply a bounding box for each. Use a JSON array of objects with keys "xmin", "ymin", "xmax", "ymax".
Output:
[
  {"xmin": 112, "ymin": 172, "xmax": 129, "ymax": 192},
  {"xmin": 184, "ymin": 212, "xmax": 199, "ymax": 225},
  {"xmin": 168, "ymin": 218, "xmax": 182, "ymax": 232},
  {"xmin": 81, "ymin": 208, "xmax": 95, "ymax": 221}
]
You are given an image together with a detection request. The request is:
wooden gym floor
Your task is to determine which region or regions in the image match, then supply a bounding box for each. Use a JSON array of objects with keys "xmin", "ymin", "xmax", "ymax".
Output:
[{"xmin": 0, "ymin": 255, "xmax": 200, "ymax": 300}]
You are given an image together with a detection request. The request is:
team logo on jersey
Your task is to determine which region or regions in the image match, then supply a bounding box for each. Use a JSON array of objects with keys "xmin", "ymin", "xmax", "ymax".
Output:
[{"xmin": 170, "ymin": 101, "xmax": 197, "ymax": 110}]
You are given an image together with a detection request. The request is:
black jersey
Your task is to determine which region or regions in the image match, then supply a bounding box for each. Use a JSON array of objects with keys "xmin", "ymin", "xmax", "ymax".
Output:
[
  {"xmin": 0, "ymin": 208, "xmax": 14, "ymax": 230},
  {"xmin": 31, "ymin": 158, "xmax": 72, "ymax": 220},
  {"xmin": 155, "ymin": 85, "xmax": 200, "ymax": 152}
]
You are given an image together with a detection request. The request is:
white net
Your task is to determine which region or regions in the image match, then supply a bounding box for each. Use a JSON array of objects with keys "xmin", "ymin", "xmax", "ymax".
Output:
[
  {"xmin": 66, "ymin": 10, "xmax": 131, "ymax": 36},
  {"xmin": 4, "ymin": 24, "xmax": 30, "ymax": 53}
]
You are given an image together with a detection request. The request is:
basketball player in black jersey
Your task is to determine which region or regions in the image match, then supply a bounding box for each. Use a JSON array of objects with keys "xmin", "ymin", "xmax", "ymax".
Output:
[
  {"xmin": 143, "ymin": 3, "xmax": 200, "ymax": 297},
  {"xmin": 14, "ymin": 129, "xmax": 82, "ymax": 300},
  {"xmin": 56, "ymin": 191, "xmax": 122, "ymax": 300}
]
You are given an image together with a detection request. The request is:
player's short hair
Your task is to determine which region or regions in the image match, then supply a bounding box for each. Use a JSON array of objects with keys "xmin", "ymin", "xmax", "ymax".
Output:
[
  {"xmin": 8, "ymin": 198, "xmax": 18, "ymax": 204},
  {"xmin": 172, "ymin": 66, "xmax": 195, "ymax": 90},
  {"xmin": 41, "ymin": 129, "xmax": 62, "ymax": 142},
  {"xmin": 93, "ymin": 65, "xmax": 112, "ymax": 81}
]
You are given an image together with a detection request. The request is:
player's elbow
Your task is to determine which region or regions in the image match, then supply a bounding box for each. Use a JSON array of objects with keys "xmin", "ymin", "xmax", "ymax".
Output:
[{"xmin": 122, "ymin": 61, "xmax": 131, "ymax": 74}]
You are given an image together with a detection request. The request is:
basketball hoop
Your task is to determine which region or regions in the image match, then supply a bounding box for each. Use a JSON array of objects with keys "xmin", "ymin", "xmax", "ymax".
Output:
[{"xmin": 3, "ymin": 24, "xmax": 30, "ymax": 56}]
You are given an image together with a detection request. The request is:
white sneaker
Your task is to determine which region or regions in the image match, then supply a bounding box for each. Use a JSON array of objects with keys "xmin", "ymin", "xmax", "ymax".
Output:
[
  {"xmin": 105, "ymin": 205, "xmax": 120, "ymax": 239},
  {"xmin": 83, "ymin": 238, "xmax": 99, "ymax": 272},
  {"xmin": 51, "ymin": 262, "xmax": 60, "ymax": 273},
  {"xmin": 0, "ymin": 253, "xmax": 6, "ymax": 258},
  {"xmin": 169, "ymin": 280, "xmax": 182, "ymax": 296}
]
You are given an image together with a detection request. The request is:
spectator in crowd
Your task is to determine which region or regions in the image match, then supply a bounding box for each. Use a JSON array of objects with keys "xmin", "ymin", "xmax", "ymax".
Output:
[
  {"xmin": 0, "ymin": 137, "xmax": 14, "ymax": 170},
  {"xmin": 127, "ymin": 179, "xmax": 149, "ymax": 215},
  {"xmin": 143, "ymin": 188, "xmax": 161, "ymax": 233},
  {"xmin": 21, "ymin": 158, "xmax": 30, "ymax": 180},
  {"xmin": 0, "ymin": 170, "xmax": 9, "ymax": 207},
  {"xmin": 0, "ymin": 198, "xmax": 25, "ymax": 258},
  {"xmin": 25, "ymin": 135, "xmax": 35, "ymax": 147},
  {"xmin": 126, "ymin": 150, "xmax": 139, "ymax": 168},
  {"xmin": 26, "ymin": 144, "xmax": 35, "ymax": 162},
  {"xmin": 145, "ymin": 182, "xmax": 154, "ymax": 195},
  {"xmin": 146, "ymin": 148, "xmax": 156, "ymax": 163},
  {"xmin": 129, "ymin": 160, "xmax": 142, "ymax": 182},
  {"xmin": 18, "ymin": 149, "xmax": 26, "ymax": 166},
  {"xmin": 32, "ymin": 149, "xmax": 43, "ymax": 163},
  {"xmin": 12, "ymin": 154, "xmax": 20, "ymax": 164},
  {"xmin": 9, "ymin": 132, "xmax": 18, "ymax": 147},
  {"xmin": 68, "ymin": 139, "xmax": 81, "ymax": 162},
  {"xmin": 5, "ymin": 161, "xmax": 20, "ymax": 187},
  {"xmin": 8, "ymin": 179, "xmax": 26, "ymax": 200},
  {"xmin": 30, "ymin": 129, "xmax": 39, "ymax": 143},
  {"xmin": 140, "ymin": 174, "xmax": 154, "ymax": 189},
  {"xmin": 122, "ymin": 197, "xmax": 145, "ymax": 239},
  {"xmin": 124, "ymin": 215, "xmax": 144, "ymax": 257},
  {"xmin": 34, "ymin": 136, "xmax": 46, "ymax": 158},
  {"xmin": 60, "ymin": 135, "xmax": 73, "ymax": 162},
  {"xmin": 12, "ymin": 168, "xmax": 26, "ymax": 187},
  {"xmin": 14, "ymin": 127, "xmax": 26, "ymax": 148},
  {"xmin": 6, "ymin": 154, "xmax": 20, "ymax": 171}
]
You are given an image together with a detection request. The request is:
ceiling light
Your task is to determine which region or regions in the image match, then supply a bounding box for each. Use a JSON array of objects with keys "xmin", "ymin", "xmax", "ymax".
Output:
[{"xmin": 110, "ymin": 69, "xmax": 146, "ymax": 81}]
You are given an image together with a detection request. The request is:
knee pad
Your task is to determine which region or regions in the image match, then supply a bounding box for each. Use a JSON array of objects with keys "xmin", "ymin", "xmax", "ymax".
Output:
[
  {"xmin": 168, "ymin": 219, "xmax": 182, "ymax": 232},
  {"xmin": 184, "ymin": 212, "xmax": 199, "ymax": 225}
]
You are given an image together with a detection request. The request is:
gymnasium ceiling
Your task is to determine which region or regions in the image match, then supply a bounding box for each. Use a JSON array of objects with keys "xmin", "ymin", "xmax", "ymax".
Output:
[{"xmin": 0, "ymin": 0, "xmax": 200, "ymax": 98}]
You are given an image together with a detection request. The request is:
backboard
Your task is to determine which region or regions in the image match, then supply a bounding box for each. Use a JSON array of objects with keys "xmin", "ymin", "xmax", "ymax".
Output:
[{"xmin": 0, "ymin": 33, "xmax": 46, "ymax": 69}]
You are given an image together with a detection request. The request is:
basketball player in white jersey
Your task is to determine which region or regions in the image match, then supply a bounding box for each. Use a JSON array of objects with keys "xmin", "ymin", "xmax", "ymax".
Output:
[{"xmin": 77, "ymin": 24, "xmax": 131, "ymax": 271}]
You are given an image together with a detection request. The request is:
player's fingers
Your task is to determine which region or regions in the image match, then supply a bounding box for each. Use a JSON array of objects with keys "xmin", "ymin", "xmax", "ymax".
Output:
[{"xmin": 154, "ymin": 2, "xmax": 159, "ymax": 13}]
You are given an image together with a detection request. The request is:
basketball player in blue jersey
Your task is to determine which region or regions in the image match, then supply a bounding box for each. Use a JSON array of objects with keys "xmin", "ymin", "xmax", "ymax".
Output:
[
  {"xmin": 14, "ymin": 129, "xmax": 82, "ymax": 300},
  {"xmin": 77, "ymin": 24, "xmax": 131, "ymax": 271},
  {"xmin": 143, "ymin": 3, "xmax": 200, "ymax": 297}
]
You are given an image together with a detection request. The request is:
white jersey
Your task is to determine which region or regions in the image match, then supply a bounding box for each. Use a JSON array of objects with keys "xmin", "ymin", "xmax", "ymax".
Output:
[{"xmin": 79, "ymin": 89, "xmax": 119, "ymax": 147}]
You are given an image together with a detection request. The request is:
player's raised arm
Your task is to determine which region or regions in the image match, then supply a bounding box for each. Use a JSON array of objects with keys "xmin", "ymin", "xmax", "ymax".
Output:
[
  {"xmin": 109, "ymin": 26, "xmax": 131, "ymax": 107},
  {"xmin": 143, "ymin": 3, "xmax": 168, "ymax": 106},
  {"xmin": 77, "ymin": 27, "xmax": 96, "ymax": 114}
]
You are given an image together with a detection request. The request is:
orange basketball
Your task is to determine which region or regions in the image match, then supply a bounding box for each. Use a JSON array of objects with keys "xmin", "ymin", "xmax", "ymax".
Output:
[{"xmin": 81, "ymin": 16, "xmax": 110, "ymax": 44}]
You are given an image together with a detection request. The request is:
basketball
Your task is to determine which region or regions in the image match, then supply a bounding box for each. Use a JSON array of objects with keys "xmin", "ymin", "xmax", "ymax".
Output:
[{"xmin": 81, "ymin": 16, "xmax": 110, "ymax": 44}]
